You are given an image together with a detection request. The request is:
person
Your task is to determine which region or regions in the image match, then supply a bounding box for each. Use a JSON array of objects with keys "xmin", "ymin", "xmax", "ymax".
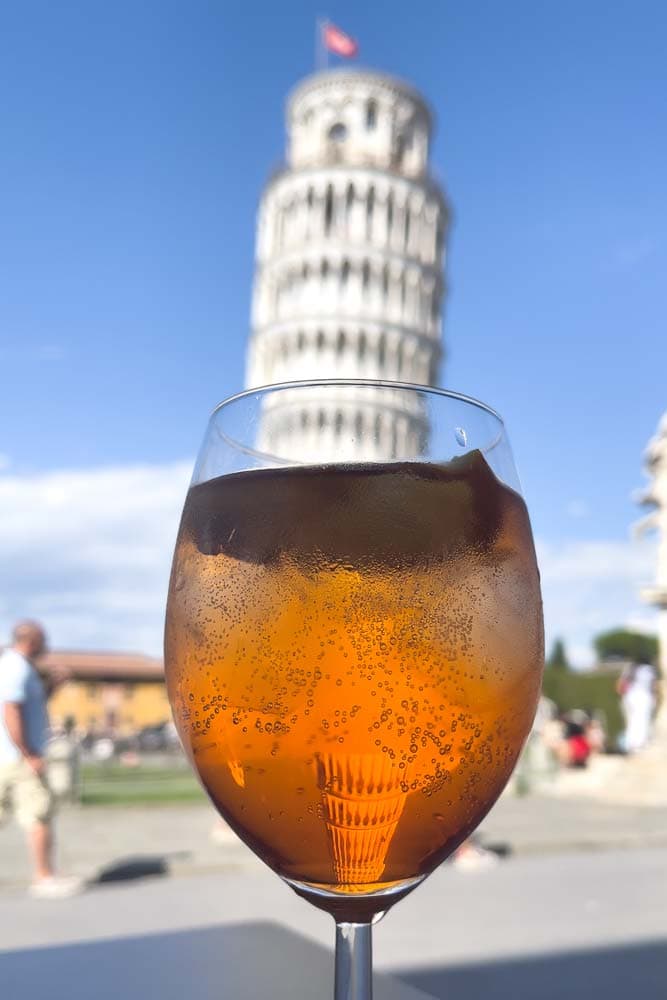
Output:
[
  {"xmin": 47, "ymin": 716, "xmax": 82, "ymax": 804},
  {"xmin": 562, "ymin": 710, "xmax": 592, "ymax": 768},
  {"xmin": 617, "ymin": 661, "xmax": 658, "ymax": 753},
  {"xmin": 542, "ymin": 709, "xmax": 591, "ymax": 769},
  {"xmin": 451, "ymin": 835, "xmax": 500, "ymax": 872},
  {"xmin": 0, "ymin": 621, "xmax": 83, "ymax": 897},
  {"xmin": 584, "ymin": 711, "xmax": 607, "ymax": 755}
]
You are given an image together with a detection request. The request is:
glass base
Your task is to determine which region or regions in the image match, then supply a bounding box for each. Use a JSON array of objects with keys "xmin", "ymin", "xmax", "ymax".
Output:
[{"xmin": 283, "ymin": 873, "xmax": 425, "ymax": 923}]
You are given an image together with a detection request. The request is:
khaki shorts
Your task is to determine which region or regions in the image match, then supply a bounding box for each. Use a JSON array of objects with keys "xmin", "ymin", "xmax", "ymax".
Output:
[{"xmin": 0, "ymin": 759, "xmax": 54, "ymax": 829}]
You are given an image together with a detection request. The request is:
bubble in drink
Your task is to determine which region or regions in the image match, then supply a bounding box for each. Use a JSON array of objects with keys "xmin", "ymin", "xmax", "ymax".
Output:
[{"xmin": 165, "ymin": 451, "xmax": 543, "ymax": 893}]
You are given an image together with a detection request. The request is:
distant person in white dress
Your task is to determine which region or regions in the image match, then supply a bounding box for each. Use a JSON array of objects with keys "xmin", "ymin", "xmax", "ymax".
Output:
[
  {"xmin": 617, "ymin": 661, "xmax": 658, "ymax": 753},
  {"xmin": 0, "ymin": 621, "xmax": 82, "ymax": 898}
]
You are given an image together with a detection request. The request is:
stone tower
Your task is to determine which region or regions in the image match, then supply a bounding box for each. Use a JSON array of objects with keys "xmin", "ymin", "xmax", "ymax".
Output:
[
  {"xmin": 637, "ymin": 412, "xmax": 667, "ymax": 708},
  {"xmin": 245, "ymin": 68, "xmax": 449, "ymax": 461}
]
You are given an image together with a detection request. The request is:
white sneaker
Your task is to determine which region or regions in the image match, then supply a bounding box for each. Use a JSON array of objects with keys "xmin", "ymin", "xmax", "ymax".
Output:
[{"xmin": 29, "ymin": 875, "xmax": 85, "ymax": 899}]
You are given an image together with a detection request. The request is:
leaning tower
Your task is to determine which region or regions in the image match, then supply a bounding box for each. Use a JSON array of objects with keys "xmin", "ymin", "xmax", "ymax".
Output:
[{"xmin": 246, "ymin": 68, "xmax": 449, "ymax": 461}]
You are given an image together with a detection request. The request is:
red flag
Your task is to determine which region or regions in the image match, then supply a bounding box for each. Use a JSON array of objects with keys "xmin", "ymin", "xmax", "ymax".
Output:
[{"xmin": 323, "ymin": 22, "xmax": 358, "ymax": 58}]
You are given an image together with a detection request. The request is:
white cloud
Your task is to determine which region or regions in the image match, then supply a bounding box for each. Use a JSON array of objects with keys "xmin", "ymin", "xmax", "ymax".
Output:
[
  {"xmin": 0, "ymin": 460, "xmax": 193, "ymax": 655},
  {"xmin": 536, "ymin": 536, "xmax": 658, "ymax": 667},
  {"xmin": 624, "ymin": 612, "xmax": 662, "ymax": 636}
]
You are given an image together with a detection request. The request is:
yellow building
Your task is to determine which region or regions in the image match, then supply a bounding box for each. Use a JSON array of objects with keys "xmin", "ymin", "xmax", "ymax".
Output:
[{"xmin": 41, "ymin": 651, "xmax": 170, "ymax": 736}]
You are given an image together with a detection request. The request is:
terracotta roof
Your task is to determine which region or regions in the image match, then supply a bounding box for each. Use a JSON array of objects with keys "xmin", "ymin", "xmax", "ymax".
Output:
[{"xmin": 38, "ymin": 651, "xmax": 165, "ymax": 682}]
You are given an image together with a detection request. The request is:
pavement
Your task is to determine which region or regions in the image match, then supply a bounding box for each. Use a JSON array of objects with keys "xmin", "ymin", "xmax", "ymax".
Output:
[
  {"xmin": 2, "ymin": 788, "xmax": 667, "ymax": 890},
  {"xmin": 1, "ymin": 849, "xmax": 666, "ymax": 999},
  {"xmin": 2, "ymin": 783, "xmax": 667, "ymax": 999}
]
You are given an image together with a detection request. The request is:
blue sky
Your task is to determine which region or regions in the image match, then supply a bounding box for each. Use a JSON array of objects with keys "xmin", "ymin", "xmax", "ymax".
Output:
[{"xmin": 0, "ymin": 1, "xmax": 665, "ymax": 662}]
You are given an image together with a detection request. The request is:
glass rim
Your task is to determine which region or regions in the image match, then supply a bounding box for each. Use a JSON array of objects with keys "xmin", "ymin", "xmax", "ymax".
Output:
[{"xmin": 209, "ymin": 379, "xmax": 505, "ymax": 426}]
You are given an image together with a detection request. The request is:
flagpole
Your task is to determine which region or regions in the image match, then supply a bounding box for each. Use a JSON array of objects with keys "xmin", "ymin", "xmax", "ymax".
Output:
[{"xmin": 315, "ymin": 16, "xmax": 328, "ymax": 71}]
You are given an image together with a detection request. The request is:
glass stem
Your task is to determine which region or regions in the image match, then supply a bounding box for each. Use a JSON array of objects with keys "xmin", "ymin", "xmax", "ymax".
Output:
[{"xmin": 334, "ymin": 921, "xmax": 373, "ymax": 1000}]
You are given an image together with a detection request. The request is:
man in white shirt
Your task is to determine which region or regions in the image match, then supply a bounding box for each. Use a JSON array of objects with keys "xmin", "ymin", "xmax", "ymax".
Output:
[{"xmin": 0, "ymin": 621, "xmax": 82, "ymax": 897}]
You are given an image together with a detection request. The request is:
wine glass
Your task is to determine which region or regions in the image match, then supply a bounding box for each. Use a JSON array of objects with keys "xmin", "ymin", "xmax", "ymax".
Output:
[{"xmin": 165, "ymin": 379, "xmax": 544, "ymax": 1000}]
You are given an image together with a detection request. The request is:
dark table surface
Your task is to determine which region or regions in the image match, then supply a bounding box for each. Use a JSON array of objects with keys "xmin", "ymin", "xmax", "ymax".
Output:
[{"xmin": 5, "ymin": 920, "xmax": 436, "ymax": 1000}]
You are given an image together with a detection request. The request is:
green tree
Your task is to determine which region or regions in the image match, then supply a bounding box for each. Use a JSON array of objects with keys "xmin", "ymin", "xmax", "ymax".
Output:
[
  {"xmin": 593, "ymin": 629, "xmax": 658, "ymax": 665},
  {"xmin": 546, "ymin": 638, "xmax": 570, "ymax": 670}
]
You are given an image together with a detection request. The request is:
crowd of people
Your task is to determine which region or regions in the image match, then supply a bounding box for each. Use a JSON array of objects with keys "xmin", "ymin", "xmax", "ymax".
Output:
[
  {"xmin": 524, "ymin": 659, "xmax": 660, "ymax": 781},
  {"xmin": 540, "ymin": 706, "xmax": 605, "ymax": 770}
]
